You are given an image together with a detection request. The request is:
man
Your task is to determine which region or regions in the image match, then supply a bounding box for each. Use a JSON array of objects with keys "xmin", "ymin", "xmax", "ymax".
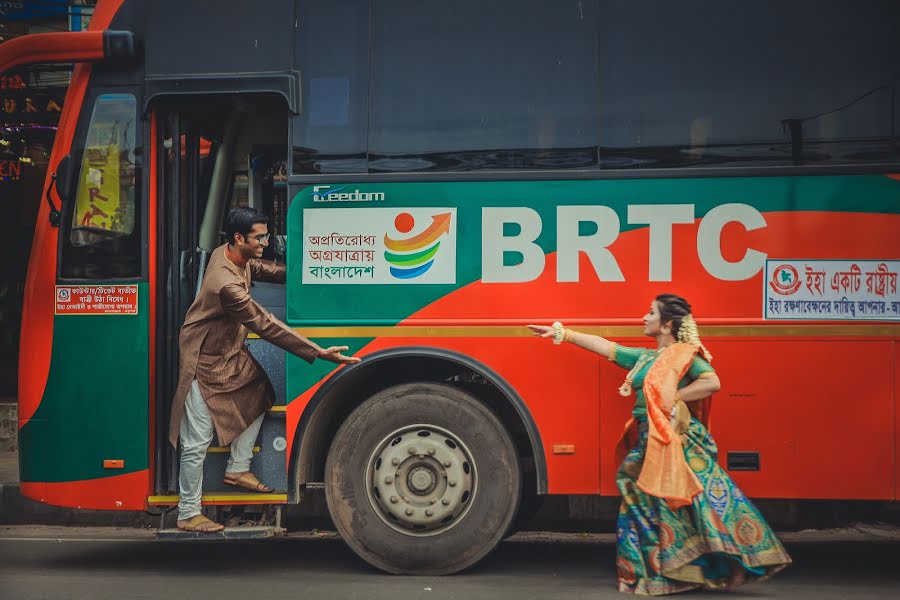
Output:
[{"xmin": 169, "ymin": 207, "xmax": 359, "ymax": 533}]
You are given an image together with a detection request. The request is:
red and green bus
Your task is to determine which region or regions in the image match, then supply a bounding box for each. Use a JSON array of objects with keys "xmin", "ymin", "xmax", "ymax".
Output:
[{"xmin": 2, "ymin": 0, "xmax": 898, "ymax": 574}]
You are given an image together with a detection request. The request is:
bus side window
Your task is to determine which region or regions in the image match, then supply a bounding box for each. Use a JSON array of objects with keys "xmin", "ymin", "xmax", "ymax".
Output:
[
  {"xmin": 60, "ymin": 94, "xmax": 141, "ymax": 279},
  {"xmin": 292, "ymin": 0, "xmax": 369, "ymax": 175}
]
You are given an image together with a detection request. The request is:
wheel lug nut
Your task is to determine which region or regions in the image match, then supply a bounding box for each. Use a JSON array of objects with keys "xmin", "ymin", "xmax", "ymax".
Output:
[
  {"xmin": 391, "ymin": 457, "xmax": 400, "ymax": 466},
  {"xmin": 442, "ymin": 498, "xmax": 450, "ymax": 505},
  {"xmin": 443, "ymin": 460, "xmax": 452, "ymax": 468},
  {"xmin": 385, "ymin": 476, "xmax": 393, "ymax": 484},
  {"xmin": 449, "ymin": 480, "xmax": 457, "ymax": 487},
  {"xmin": 408, "ymin": 447, "xmax": 417, "ymax": 455},
  {"xmin": 405, "ymin": 508, "xmax": 414, "ymax": 516},
  {"xmin": 425, "ymin": 509, "xmax": 434, "ymax": 517},
  {"xmin": 390, "ymin": 496, "xmax": 398, "ymax": 504},
  {"xmin": 428, "ymin": 448, "xmax": 436, "ymax": 455}
]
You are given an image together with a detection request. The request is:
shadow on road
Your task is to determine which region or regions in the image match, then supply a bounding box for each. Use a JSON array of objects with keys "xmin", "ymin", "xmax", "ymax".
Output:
[{"xmin": 3, "ymin": 534, "xmax": 899, "ymax": 600}]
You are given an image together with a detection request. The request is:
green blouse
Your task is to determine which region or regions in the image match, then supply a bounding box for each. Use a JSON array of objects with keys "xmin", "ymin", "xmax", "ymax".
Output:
[{"xmin": 609, "ymin": 343, "xmax": 715, "ymax": 418}]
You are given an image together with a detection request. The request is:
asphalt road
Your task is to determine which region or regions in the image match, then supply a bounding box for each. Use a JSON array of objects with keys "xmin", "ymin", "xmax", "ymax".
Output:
[{"xmin": 0, "ymin": 526, "xmax": 898, "ymax": 599}]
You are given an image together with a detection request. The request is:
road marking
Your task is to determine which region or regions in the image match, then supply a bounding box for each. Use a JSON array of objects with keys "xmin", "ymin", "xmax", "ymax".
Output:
[{"xmin": 0, "ymin": 537, "xmax": 151, "ymax": 542}]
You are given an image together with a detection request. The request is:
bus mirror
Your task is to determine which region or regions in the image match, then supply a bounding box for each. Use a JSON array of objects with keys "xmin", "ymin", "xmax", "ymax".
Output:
[{"xmin": 46, "ymin": 154, "xmax": 73, "ymax": 227}]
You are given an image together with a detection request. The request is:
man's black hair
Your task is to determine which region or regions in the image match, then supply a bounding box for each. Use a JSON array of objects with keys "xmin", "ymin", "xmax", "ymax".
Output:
[{"xmin": 224, "ymin": 207, "xmax": 269, "ymax": 245}]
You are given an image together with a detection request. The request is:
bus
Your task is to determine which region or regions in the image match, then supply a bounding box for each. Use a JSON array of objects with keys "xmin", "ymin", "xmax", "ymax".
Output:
[{"xmin": 2, "ymin": 0, "xmax": 898, "ymax": 575}]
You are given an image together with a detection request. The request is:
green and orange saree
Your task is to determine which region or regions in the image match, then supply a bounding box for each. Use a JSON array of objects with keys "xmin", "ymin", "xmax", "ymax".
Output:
[{"xmin": 610, "ymin": 343, "xmax": 791, "ymax": 595}]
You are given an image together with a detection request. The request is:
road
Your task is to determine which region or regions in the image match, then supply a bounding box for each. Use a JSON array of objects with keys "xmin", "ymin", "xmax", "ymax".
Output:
[{"xmin": 0, "ymin": 526, "xmax": 898, "ymax": 599}]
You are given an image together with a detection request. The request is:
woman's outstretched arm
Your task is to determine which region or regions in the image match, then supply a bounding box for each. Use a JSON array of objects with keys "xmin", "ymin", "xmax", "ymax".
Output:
[{"xmin": 526, "ymin": 324, "xmax": 615, "ymax": 359}]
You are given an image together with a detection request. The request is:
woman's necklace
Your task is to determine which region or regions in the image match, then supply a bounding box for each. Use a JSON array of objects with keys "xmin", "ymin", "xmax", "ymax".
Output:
[{"xmin": 618, "ymin": 349, "xmax": 658, "ymax": 397}]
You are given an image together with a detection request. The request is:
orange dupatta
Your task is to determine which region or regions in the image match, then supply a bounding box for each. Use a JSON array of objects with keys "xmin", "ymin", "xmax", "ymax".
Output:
[{"xmin": 618, "ymin": 343, "xmax": 709, "ymax": 510}]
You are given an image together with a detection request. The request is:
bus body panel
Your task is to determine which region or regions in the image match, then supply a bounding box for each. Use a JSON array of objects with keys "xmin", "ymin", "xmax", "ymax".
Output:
[
  {"xmin": 17, "ymin": 0, "xmax": 150, "ymax": 510},
  {"xmin": 284, "ymin": 177, "xmax": 899, "ymax": 499},
  {"xmin": 896, "ymin": 346, "xmax": 900, "ymax": 500}
]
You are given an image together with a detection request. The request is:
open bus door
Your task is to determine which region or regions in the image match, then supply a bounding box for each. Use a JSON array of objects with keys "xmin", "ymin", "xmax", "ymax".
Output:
[{"xmin": 149, "ymin": 95, "xmax": 293, "ymax": 532}]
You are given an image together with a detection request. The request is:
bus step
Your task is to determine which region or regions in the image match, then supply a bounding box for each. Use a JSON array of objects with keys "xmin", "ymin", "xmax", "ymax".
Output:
[
  {"xmin": 148, "ymin": 492, "xmax": 288, "ymax": 506},
  {"xmin": 157, "ymin": 525, "xmax": 285, "ymax": 541}
]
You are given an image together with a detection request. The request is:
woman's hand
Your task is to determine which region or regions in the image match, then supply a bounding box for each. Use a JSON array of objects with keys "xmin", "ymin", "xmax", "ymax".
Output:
[
  {"xmin": 527, "ymin": 323, "xmax": 614, "ymax": 358},
  {"xmin": 526, "ymin": 324, "xmax": 555, "ymax": 339}
]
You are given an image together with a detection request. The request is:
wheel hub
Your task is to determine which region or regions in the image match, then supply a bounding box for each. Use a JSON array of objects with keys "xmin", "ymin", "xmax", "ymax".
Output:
[
  {"xmin": 367, "ymin": 425, "xmax": 477, "ymax": 536},
  {"xmin": 408, "ymin": 466, "xmax": 436, "ymax": 494}
]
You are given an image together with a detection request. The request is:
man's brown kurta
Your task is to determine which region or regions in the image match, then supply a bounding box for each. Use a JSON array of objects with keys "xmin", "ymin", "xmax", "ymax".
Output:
[{"xmin": 168, "ymin": 244, "xmax": 321, "ymax": 447}]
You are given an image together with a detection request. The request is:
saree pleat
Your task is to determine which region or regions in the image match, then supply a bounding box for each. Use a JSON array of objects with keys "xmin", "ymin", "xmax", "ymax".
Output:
[{"xmin": 616, "ymin": 419, "xmax": 792, "ymax": 595}]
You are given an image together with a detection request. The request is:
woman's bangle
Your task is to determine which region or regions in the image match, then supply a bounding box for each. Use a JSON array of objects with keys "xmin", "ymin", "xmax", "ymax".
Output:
[
  {"xmin": 564, "ymin": 328, "xmax": 574, "ymax": 343},
  {"xmin": 552, "ymin": 321, "xmax": 565, "ymax": 345},
  {"xmin": 674, "ymin": 391, "xmax": 682, "ymax": 404}
]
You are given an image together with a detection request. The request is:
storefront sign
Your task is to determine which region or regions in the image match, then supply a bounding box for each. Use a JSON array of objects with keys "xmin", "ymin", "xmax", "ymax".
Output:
[
  {"xmin": 0, "ymin": 159, "xmax": 21, "ymax": 181},
  {"xmin": 73, "ymin": 143, "xmax": 123, "ymax": 231},
  {"xmin": 0, "ymin": 75, "xmax": 27, "ymax": 90},
  {"xmin": 55, "ymin": 285, "xmax": 139, "ymax": 315},
  {"xmin": 764, "ymin": 260, "xmax": 899, "ymax": 320},
  {"xmin": 0, "ymin": 91, "xmax": 65, "ymax": 125},
  {"xmin": 0, "ymin": 1, "xmax": 68, "ymax": 21}
]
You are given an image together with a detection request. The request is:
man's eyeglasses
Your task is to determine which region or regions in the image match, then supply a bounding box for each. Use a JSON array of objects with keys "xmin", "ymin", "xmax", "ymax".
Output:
[{"xmin": 247, "ymin": 233, "xmax": 271, "ymax": 243}]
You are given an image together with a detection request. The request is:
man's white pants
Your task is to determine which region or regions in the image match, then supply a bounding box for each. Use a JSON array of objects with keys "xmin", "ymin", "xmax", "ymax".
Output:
[{"xmin": 178, "ymin": 379, "xmax": 264, "ymax": 521}]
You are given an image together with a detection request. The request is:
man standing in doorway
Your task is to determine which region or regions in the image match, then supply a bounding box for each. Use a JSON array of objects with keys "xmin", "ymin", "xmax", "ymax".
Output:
[{"xmin": 169, "ymin": 207, "xmax": 360, "ymax": 533}]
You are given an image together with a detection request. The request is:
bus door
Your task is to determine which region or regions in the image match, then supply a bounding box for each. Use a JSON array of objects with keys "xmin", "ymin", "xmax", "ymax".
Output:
[
  {"xmin": 154, "ymin": 105, "xmax": 208, "ymax": 492},
  {"xmin": 153, "ymin": 95, "xmax": 292, "ymax": 499}
]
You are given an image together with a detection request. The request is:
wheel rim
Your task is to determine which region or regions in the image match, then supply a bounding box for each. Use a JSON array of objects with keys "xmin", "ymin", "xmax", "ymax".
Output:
[{"xmin": 365, "ymin": 424, "xmax": 477, "ymax": 537}]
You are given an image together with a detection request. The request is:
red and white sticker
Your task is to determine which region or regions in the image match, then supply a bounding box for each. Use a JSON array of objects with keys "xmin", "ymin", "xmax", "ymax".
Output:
[{"xmin": 55, "ymin": 285, "xmax": 139, "ymax": 315}]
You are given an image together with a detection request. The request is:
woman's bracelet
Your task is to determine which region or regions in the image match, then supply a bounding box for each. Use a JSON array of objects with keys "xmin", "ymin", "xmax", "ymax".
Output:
[
  {"xmin": 552, "ymin": 322, "xmax": 576, "ymax": 345},
  {"xmin": 551, "ymin": 321, "xmax": 565, "ymax": 345}
]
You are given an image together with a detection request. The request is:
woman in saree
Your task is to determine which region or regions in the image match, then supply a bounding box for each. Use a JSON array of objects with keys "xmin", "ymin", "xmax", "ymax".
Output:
[{"xmin": 528, "ymin": 294, "xmax": 791, "ymax": 595}]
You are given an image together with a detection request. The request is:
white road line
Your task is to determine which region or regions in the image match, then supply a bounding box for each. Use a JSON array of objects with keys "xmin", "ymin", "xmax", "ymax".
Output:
[{"xmin": 0, "ymin": 537, "xmax": 152, "ymax": 542}]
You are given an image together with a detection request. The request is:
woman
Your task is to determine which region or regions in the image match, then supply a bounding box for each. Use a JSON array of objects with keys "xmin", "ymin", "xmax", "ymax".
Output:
[{"xmin": 528, "ymin": 294, "xmax": 791, "ymax": 595}]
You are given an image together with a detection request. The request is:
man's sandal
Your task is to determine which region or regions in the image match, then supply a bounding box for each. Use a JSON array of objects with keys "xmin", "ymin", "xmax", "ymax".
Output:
[
  {"xmin": 223, "ymin": 471, "xmax": 273, "ymax": 493},
  {"xmin": 177, "ymin": 514, "xmax": 224, "ymax": 533}
]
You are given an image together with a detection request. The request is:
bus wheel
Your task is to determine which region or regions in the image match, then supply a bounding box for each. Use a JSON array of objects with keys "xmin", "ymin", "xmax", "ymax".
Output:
[{"xmin": 325, "ymin": 382, "xmax": 521, "ymax": 575}]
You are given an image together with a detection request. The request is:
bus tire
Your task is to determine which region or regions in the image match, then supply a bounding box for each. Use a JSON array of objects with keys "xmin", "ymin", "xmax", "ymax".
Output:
[{"xmin": 324, "ymin": 382, "xmax": 521, "ymax": 575}]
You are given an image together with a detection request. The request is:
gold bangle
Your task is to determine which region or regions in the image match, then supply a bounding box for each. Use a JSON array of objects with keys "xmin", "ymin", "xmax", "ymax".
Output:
[
  {"xmin": 564, "ymin": 328, "xmax": 574, "ymax": 343},
  {"xmin": 674, "ymin": 391, "xmax": 682, "ymax": 404}
]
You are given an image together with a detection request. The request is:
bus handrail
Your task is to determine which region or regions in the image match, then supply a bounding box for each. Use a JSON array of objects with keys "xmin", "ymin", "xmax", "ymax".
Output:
[{"xmin": 0, "ymin": 30, "xmax": 136, "ymax": 76}]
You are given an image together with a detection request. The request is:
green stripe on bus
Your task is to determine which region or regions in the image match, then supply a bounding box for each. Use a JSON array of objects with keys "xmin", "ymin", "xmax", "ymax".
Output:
[{"xmin": 19, "ymin": 284, "xmax": 150, "ymax": 483}]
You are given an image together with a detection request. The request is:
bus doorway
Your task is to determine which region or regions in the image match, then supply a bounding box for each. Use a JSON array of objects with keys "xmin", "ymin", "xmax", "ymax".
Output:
[{"xmin": 152, "ymin": 94, "xmax": 292, "ymax": 505}]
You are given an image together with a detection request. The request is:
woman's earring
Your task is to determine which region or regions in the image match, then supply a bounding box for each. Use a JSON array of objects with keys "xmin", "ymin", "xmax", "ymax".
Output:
[{"xmin": 661, "ymin": 327, "xmax": 671, "ymax": 335}]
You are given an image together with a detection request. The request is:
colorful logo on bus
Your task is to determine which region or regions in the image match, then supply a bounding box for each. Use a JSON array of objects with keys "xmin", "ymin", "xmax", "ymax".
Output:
[
  {"xmin": 384, "ymin": 212, "xmax": 452, "ymax": 279},
  {"xmin": 769, "ymin": 264, "xmax": 801, "ymax": 295}
]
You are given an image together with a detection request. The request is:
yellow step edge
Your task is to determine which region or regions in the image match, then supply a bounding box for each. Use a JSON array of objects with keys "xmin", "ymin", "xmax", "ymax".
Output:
[
  {"xmin": 148, "ymin": 493, "xmax": 288, "ymax": 505},
  {"xmin": 207, "ymin": 446, "xmax": 260, "ymax": 454},
  {"xmin": 268, "ymin": 405, "xmax": 286, "ymax": 413},
  {"xmin": 248, "ymin": 323, "xmax": 900, "ymax": 339}
]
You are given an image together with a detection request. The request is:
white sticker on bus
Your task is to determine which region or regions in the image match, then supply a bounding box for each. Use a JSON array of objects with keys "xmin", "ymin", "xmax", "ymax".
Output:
[
  {"xmin": 764, "ymin": 260, "xmax": 899, "ymax": 320},
  {"xmin": 302, "ymin": 208, "xmax": 457, "ymax": 285}
]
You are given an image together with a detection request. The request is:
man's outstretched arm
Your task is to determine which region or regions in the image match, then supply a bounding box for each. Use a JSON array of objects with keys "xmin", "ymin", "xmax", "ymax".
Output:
[{"xmin": 219, "ymin": 282, "xmax": 359, "ymax": 365}]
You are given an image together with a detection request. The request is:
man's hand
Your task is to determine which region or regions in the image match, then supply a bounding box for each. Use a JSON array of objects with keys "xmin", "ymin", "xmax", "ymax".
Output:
[{"xmin": 318, "ymin": 345, "xmax": 361, "ymax": 365}]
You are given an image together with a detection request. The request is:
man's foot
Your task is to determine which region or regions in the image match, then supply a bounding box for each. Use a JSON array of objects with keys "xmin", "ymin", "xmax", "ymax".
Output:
[
  {"xmin": 176, "ymin": 514, "xmax": 224, "ymax": 533},
  {"xmin": 223, "ymin": 471, "xmax": 273, "ymax": 492}
]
